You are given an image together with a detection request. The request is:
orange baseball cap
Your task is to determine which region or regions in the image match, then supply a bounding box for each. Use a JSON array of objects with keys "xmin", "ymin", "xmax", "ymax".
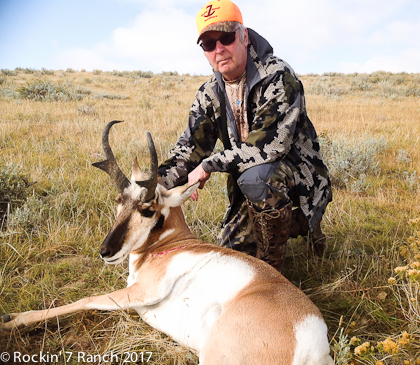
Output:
[{"xmin": 196, "ymin": 0, "xmax": 243, "ymax": 43}]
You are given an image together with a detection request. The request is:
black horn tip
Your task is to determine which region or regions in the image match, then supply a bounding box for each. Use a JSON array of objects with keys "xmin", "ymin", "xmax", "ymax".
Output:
[
  {"xmin": 146, "ymin": 131, "xmax": 157, "ymax": 160},
  {"xmin": 102, "ymin": 121, "xmax": 124, "ymax": 143},
  {"xmin": 146, "ymin": 130, "xmax": 154, "ymax": 145},
  {"xmin": 109, "ymin": 120, "xmax": 124, "ymax": 126},
  {"xmin": 103, "ymin": 120, "xmax": 124, "ymax": 133}
]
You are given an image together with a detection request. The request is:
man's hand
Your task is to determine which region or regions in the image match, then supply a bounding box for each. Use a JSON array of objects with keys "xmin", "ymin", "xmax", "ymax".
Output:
[{"xmin": 188, "ymin": 164, "xmax": 211, "ymax": 201}]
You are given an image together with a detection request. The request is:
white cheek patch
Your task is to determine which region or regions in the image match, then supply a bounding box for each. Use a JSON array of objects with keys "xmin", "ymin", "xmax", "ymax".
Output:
[
  {"xmin": 292, "ymin": 315, "xmax": 333, "ymax": 365},
  {"xmin": 127, "ymin": 220, "xmax": 154, "ymax": 252}
]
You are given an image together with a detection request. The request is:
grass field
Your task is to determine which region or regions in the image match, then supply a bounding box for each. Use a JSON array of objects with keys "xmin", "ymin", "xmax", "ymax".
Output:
[{"xmin": 1, "ymin": 68, "xmax": 420, "ymax": 364}]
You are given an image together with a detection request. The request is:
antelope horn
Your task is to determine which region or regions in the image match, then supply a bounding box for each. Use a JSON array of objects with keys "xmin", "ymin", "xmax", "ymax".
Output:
[
  {"xmin": 92, "ymin": 120, "xmax": 130, "ymax": 192},
  {"xmin": 135, "ymin": 131, "xmax": 158, "ymax": 201}
]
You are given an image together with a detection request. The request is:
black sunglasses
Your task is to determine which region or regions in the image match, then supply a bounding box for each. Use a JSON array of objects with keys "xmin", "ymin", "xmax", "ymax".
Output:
[{"xmin": 199, "ymin": 29, "xmax": 239, "ymax": 52}]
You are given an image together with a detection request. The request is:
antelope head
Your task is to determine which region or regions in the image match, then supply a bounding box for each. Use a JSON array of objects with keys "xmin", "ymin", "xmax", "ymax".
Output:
[{"xmin": 93, "ymin": 121, "xmax": 198, "ymax": 264}]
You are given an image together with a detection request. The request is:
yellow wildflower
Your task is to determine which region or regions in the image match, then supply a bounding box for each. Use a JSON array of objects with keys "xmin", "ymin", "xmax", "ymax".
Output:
[
  {"xmin": 395, "ymin": 266, "xmax": 409, "ymax": 273},
  {"xmin": 411, "ymin": 298, "xmax": 417, "ymax": 302},
  {"xmin": 375, "ymin": 361, "xmax": 384, "ymax": 365},
  {"xmin": 350, "ymin": 336, "xmax": 361, "ymax": 346},
  {"xmin": 404, "ymin": 361, "xmax": 410, "ymax": 365},
  {"xmin": 407, "ymin": 269, "xmax": 420, "ymax": 282},
  {"xmin": 412, "ymin": 262, "xmax": 420, "ymax": 269},
  {"xmin": 388, "ymin": 277, "xmax": 396, "ymax": 284},
  {"xmin": 354, "ymin": 342, "xmax": 371, "ymax": 356},
  {"xmin": 378, "ymin": 337, "xmax": 399, "ymax": 354},
  {"xmin": 409, "ymin": 218, "xmax": 420, "ymax": 225},
  {"xmin": 407, "ymin": 269, "xmax": 420, "ymax": 276},
  {"xmin": 408, "ymin": 236, "xmax": 416, "ymax": 243},
  {"xmin": 398, "ymin": 331, "xmax": 411, "ymax": 347}
]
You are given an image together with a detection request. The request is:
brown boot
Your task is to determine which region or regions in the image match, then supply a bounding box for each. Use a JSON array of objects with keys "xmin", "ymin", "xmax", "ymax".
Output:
[
  {"xmin": 247, "ymin": 200, "xmax": 292, "ymax": 273},
  {"xmin": 290, "ymin": 208, "xmax": 326, "ymax": 257},
  {"xmin": 290, "ymin": 207, "xmax": 309, "ymax": 238},
  {"xmin": 310, "ymin": 220, "xmax": 326, "ymax": 257}
]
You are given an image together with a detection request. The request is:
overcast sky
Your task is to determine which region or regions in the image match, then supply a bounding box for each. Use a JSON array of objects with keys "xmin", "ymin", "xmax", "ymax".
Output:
[{"xmin": 1, "ymin": 0, "xmax": 419, "ymax": 75}]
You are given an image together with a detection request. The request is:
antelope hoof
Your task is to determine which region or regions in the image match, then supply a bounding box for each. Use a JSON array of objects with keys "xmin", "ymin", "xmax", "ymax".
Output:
[{"xmin": 0, "ymin": 313, "xmax": 11, "ymax": 323}]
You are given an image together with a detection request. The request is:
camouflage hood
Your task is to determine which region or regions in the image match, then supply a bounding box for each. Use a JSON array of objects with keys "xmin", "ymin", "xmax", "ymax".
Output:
[{"xmin": 214, "ymin": 28, "xmax": 274, "ymax": 90}]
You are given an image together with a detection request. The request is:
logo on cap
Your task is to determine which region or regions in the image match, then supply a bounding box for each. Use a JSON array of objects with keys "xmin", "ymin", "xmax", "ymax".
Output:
[{"xmin": 202, "ymin": 4, "xmax": 220, "ymax": 21}]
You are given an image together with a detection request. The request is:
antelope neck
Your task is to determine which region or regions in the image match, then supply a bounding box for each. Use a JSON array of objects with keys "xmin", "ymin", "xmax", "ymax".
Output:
[{"xmin": 151, "ymin": 243, "xmax": 197, "ymax": 258}]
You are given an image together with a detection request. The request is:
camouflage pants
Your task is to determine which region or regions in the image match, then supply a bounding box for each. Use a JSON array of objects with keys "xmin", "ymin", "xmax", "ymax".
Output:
[{"xmin": 217, "ymin": 160, "xmax": 298, "ymax": 256}]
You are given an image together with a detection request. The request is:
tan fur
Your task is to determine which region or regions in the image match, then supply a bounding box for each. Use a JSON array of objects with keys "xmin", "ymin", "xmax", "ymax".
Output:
[{"xmin": 200, "ymin": 275, "xmax": 322, "ymax": 364}]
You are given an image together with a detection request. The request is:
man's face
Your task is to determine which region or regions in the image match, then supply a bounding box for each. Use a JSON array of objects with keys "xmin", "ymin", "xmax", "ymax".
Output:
[{"xmin": 200, "ymin": 28, "xmax": 248, "ymax": 81}]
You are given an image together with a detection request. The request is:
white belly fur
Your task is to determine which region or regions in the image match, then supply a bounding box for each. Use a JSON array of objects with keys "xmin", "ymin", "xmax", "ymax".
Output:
[{"xmin": 133, "ymin": 251, "xmax": 255, "ymax": 353}]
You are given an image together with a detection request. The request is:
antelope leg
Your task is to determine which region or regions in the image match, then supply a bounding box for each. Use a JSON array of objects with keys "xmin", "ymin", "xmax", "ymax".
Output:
[{"xmin": 1, "ymin": 283, "xmax": 143, "ymax": 331}]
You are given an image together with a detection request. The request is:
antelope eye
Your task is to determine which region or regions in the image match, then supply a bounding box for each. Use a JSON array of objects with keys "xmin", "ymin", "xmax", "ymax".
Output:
[
  {"xmin": 115, "ymin": 194, "xmax": 123, "ymax": 204},
  {"xmin": 140, "ymin": 207, "xmax": 155, "ymax": 218}
]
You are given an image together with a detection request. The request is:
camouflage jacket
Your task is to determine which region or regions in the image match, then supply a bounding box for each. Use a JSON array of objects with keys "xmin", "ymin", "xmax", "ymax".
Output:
[{"xmin": 158, "ymin": 29, "xmax": 332, "ymax": 230}]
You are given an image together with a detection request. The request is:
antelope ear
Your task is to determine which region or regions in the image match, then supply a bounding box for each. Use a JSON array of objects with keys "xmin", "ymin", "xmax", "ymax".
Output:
[
  {"xmin": 160, "ymin": 182, "xmax": 200, "ymax": 207},
  {"xmin": 131, "ymin": 157, "xmax": 147, "ymax": 181}
]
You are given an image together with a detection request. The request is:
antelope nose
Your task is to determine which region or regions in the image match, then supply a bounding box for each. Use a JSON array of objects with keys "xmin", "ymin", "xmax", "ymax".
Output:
[{"xmin": 100, "ymin": 246, "xmax": 111, "ymax": 258}]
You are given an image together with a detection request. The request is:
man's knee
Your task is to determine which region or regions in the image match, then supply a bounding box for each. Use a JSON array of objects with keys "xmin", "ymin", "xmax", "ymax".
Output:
[{"xmin": 237, "ymin": 162, "xmax": 293, "ymax": 207}]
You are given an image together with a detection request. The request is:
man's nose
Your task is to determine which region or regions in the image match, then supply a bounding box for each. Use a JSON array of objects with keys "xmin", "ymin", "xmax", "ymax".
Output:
[{"xmin": 215, "ymin": 40, "xmax": 225, "ymax": 53}]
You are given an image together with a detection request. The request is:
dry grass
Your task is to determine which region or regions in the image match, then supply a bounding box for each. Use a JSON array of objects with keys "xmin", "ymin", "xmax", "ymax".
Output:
[{"xmin": 1, "ymin": 69, "xmax": 420, "ymax": 364}]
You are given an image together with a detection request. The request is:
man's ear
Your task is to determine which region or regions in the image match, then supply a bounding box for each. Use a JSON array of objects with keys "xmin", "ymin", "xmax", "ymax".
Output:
[{"xmin": 160, "ymin": 182, "xmax": 200, "ymax": 207}]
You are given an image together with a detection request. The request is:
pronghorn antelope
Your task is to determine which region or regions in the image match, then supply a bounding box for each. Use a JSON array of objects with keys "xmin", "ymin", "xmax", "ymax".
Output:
[{"xmin": 1, "ymin": 121, "xmax": 333, "ymax": 365}]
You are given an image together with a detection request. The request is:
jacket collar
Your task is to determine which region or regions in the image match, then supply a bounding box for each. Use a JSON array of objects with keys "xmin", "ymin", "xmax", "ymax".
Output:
[{"xmin": 214, "ymin": 28, "xmax": 274, "ymax": 95}]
